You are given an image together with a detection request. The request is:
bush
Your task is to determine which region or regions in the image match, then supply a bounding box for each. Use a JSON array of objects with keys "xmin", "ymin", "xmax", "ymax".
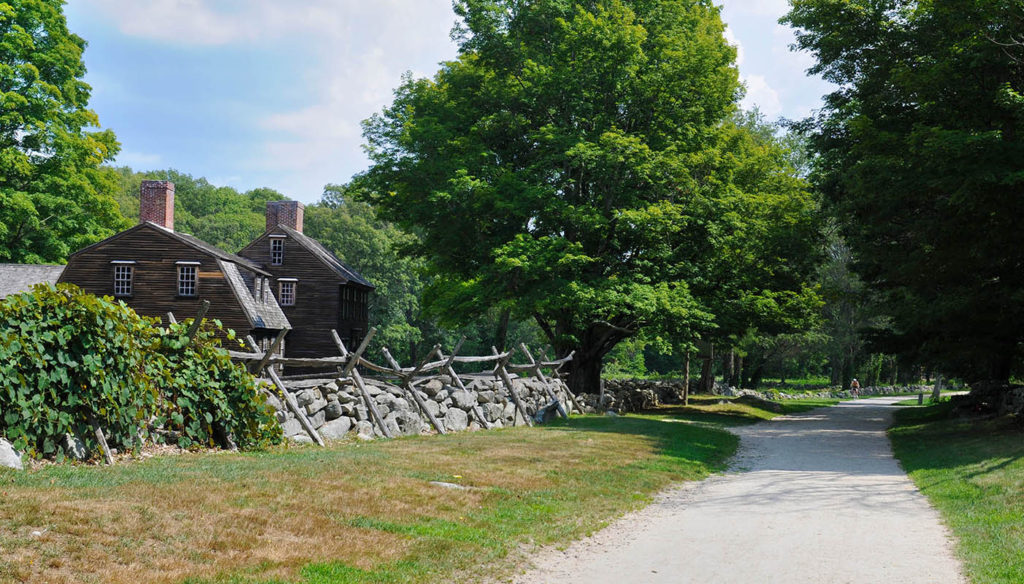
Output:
[
  {"xmin": 151, "ymin": 321, "xmax": 281, "ymax": 450},
  {"xmin": 0, "ymin": 283, "xmax": 281, "ymax": 460},
  {"xmin": 0, "ymin": 284, "xmax": 159, "ymax": 458}
]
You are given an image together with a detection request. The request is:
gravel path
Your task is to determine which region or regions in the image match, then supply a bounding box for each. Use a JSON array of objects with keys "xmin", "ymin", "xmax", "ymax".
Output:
[{"xmin": 513, "ymin": 397, "xmax": 965, "ymax": 584}]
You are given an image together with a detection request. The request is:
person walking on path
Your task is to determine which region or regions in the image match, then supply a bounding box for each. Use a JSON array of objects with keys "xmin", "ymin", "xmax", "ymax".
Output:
[{"xmin": 513, "ymin": 397, "xmax": 965, "ymax": 584}]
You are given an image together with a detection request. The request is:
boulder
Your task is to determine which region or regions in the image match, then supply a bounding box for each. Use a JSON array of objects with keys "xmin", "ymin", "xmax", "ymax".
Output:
[
  {"xmin": 355, "ymin": 421, "xmax": 375, "ymax": 441},
  {"xmin": 291, "ymin": 435, "xmax": 313, "ymax": 444},
  {"xmin": 734, "ymin": 394, "xmax": 783, "ymax": 413},
  {"xmin": 501, "ymin": 402, "xmax": 516, "ymax": 420},
  {"xmin": 387, "ymin": 410, "xmax": 424, "ymax": 436},
  {"xmin": 450, "ymin": 389, "xmax": 478, "ymax": 410},
  {"xmin": 477, "ymin": 390, "xmax": 496, "ymax": 404},
  {"xmin": 280, "ymin": 418, "xmax": 305, "ymax": 437},
  {"xmin": 391, "ymin": 397, "xmax": 412, "ymax": 412},
  {"xmin": 484, "ymin": 402, "xmax": 504, "ymax": 422},
  {"xmin": 307, "ymin": 410, "xmax": 326, "ymax": 429},
  {"xmin": 533, "ymin": 401, "xmax": 562, "ymax": 424},
  {"xmin": 0, "ymin": 439, "xmax": 23, "ymax": 470},
  {"xmin": 320, "ymin": 417, "xmax": 353, "ymax": 440},
  {"xmin": 305, "ymin": 398, "xmax": 328, "ymax": 416},
  {"xmin": 336, "ymin": 391, "xmax": 358, "ymax": 404},
  {"xmin": 274, "ymin": 410, "xmax": 289, "ymax": 424},
  {"xmin": 61, "ymin": 434, "xmax": 89, "ymax": 461},
  {"xmin": 423, "ymin": 399, "xmax": 441, "ymax": 417},
  {"xmin": 443, "ymin": 408, "xmax": 470, "ymax": 432},
  {"xmin": 422, "ymin": 378, "xmax": 444, "ymax": 397},
  {"xmin": 324, "ymin": 401, "xmax": 344, "ymax": 421},
  {"xmin": 295, "ymin": 389, "xmax": 315, "ymax": 408},
  {"xmin": 264, "ymin": 393, "xmax": 284, "ymax": 411}
]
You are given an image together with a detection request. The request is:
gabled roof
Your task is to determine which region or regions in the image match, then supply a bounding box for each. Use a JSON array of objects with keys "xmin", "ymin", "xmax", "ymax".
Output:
[
  {"xmin": 219, "ymin": 260, "xmax": 291, "ymax": 331},
  {"xmin": 69, "ymin": 222, "xmax": 272, "ymax": 278},
  {"xmin": 0, "ymin": 264, "xmax": 64, "ymax": 299},
  {"xmin": 276, "ymin": 225, "xmax": 374, "ymax": 288}
]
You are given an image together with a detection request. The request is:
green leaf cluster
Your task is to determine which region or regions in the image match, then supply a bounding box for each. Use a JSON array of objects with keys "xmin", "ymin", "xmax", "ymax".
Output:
[
  {"xmin": 786, "ymin": 0, "xmax": 1024, "ymax": 381},
  {"xmin": 0, "ymin": 0, "xmax": 128, "ymax": 263},
  {"xmin": 361, "ymin": 0, "xmax": 822, "ymax": 390},
  {"xmin": 0, "ymin": 284, "xmax": 281, "ymax": 460}
]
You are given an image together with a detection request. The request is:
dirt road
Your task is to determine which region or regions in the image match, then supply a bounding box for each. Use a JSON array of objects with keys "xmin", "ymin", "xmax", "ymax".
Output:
[{"xmin": 513, "ymin": 397, "xmax": 964, "ymax": 584}]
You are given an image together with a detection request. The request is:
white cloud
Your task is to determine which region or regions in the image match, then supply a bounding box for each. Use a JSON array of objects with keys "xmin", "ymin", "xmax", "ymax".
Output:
[
  {"xmin": 115, "ymin": 150, "xmax": 162, "ymax": 167},
  {"xmin": 719, "ymin": 0, "xmax": 790, "ymax": 18},
  {"xmin": 740, "ymin": 74, "xmax": 782, "ymax": 118},
  {"xmin": 723, "ymin": 25, "xmax": 744, "ymax": 67}
]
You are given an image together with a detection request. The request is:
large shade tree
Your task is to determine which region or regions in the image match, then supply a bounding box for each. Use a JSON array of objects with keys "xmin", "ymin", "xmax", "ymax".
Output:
[
  {"xmin": 0, "ymin": 0, "xmax": 125, "ymax": 263},
  {"xmin": 786, "ymin": 0, "xmax": 1024, "ymax": 382},
  {"xmin": 362, "ymin": 0, "xmax": 818, "ymax": 392}
]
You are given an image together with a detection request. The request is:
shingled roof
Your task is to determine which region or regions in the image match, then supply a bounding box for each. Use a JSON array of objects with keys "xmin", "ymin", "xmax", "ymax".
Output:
[
  {"xmin": 276, "ymin": 225, "xmax": 374, "ymax": 288},
  {"xmin": 0, "ymin": 264, "xmax": 65, "ymax": 299},
  {"xmin": 219, "ymin": 260, "xmax": 291, "ymax": 331}
]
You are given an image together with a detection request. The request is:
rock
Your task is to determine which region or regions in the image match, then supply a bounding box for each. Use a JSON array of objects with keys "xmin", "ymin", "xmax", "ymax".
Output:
[
  {"xmin": 533, "ymin": 401, "xmax": 562, "ymax": 424},
  {"xmin": 307, "ymin": 410, "xmax": 326, "ymax": 429},
  {"xmin": 305, "ymin": 398, "xmax": 328, "ymax": 416},
  {"xmin": 735, "ymin": 394, "xmax": 784, "ymax": 413},
  {"xmin": 422, "ymin": 378, "xmax": 444, "ymax": 397},
  {"xmin": 501, "ymin": 402, "xmax": 516, "ymax": 420},
  {"xmin": 385, "ymin": 385, "xmax": 405, "ymax": 397},
  {"xmin": 0, "ymin": 439, "xmax": 23, "ymax": 470},
  {"xmin": 387, "ymin": 410, "xmax": 424, "ymax": 436},
  {"xmin": 291, "ymin": 435, "xmax": 313, "ymax": 444},
  {"xmin": 423, "ymin": 399, "xmax": 441, "ymax": 417},
  {"xmin": 484, "ymin": 402, "xmax": 504, "ymax": 422},
  {"xmin": 435, "ymin": 389, "xmax": 451, "ymax": 402},
  {"xmin": 323, "ymin": 381, "xmax": 339, "ymax": 392},
  {"xmin": 364, "ymin": 384, "xmax": 383, "ymax": 397},
  {"xmin": 320, "ymin": 417, "xmax": 353, "ymax": 440},
  {"xmin": 340, "ymin": 402, "xmax": 357, "ymax": 417},
  {"xmin": 355, "ymin": 421, "xmax": 375, "ymax": 441},
  {"xmin": 450, "ymin": 389, "xmax": 478, "ymax": 409},
  {"xmin": 274, "ymin": 410, "xmax": 289, "ymax": 424},
  {"xmin": 295, "ymin": 389, "xmax": 315, "ymax": 408},
  {"xmin": 355, "ymin": 405, "xmax": 369, "ymax": 421},
  {"xmin": 444, "ymin": 408, "xmax": 469, "ymax": 432},
  {"xmin": 264, "ymin": 393, "xmax": 284, "ymax": 411},
  {"xmin": 491, "ymin": 419, "xmax": 503, "ymax": 428},
  {"xmin": 324, "ymin": 401, "xmax": 344, "ymax": 421},
  {"xmin": 336, "ymin": 392, "xmax": 358, "ymax": 404},
  {"xmin": 391, "ymin": 397, "xmax": 412, "ymax": 412},
  {"xmin": 477, "ymin": 390, "xmax": 496, "ymax": 404},
  {"xmin": 61, "ymin": 434, "xmax": 89, "ymax": 461},
  {"xmin": 469, "ymin": 421, "xmax": 482, "ymax": 431},
  {"xmin": 376, "ymin": 403, "xmax": 392, "ymax": 418},
  {"xmin": 280, "ymin": 418, "xmax": 305, "ymax": 437}
]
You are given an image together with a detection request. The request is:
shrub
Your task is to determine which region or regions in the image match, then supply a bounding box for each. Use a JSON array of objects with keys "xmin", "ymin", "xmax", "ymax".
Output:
[
  {"xmin": 0, "ymin": 284, "xmax": 159, "ymax": 458},
  {"xmin": 0, "ymin": 283, "xmax": 282, "ymax": 460},
  {"xmin": 151, "ymin": 321, "xmax": 282, "ymax": 450}
]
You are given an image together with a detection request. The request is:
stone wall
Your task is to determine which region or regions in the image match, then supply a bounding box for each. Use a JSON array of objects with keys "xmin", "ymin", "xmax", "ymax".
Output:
[{"xmin": 272, "ymin": 374, "xmax": 581, "ymax": 442}]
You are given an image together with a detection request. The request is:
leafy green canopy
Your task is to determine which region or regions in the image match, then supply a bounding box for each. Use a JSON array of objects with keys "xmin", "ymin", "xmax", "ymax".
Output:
[
  {"xmin": 362, "ymin": 0, "xmax": 819, "ymax": 389},
  {"xmin": 0, "ymin": 284, "xmax": 281, "ymax": 459},
  {"xmin": 786, "ymin": 0, "xmax": 1024, "ymax": 381},
  {"xmin": 0, "ymin": 0, "xmax": 127, "ymax": 263}
]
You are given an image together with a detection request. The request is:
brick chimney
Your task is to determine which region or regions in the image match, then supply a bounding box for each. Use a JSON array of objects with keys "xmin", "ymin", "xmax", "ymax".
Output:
[
  {"xmin": 266, "ymin": 201, "xmax": 304, "ymax": 233},
  {"xmin": 140, "ymin": 180, "xmax": 175, "ymax": 231}
]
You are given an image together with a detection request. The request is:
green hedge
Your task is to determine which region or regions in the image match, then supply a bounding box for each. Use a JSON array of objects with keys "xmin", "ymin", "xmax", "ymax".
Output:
[{"xmin": 0, "ymin": 284, "xmax": 281, "ymax": 460}]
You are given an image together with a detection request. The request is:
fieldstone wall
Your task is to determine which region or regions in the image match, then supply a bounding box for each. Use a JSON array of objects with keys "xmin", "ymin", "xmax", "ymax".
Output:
[{"xmin": 272, "ymin": 374, "xmax": 581, "ymax": 442}]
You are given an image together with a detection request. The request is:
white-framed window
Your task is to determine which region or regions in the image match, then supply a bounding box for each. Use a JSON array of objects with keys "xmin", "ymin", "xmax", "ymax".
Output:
[
  {"xmin": 176, "ymin": 262, "xmax": 199, "ymax": 297},
  {"xmin": 279, "ymin": 279, "xmax": 296, "ymax": 306},
  {"xmin": 111, "ymin": 261, "xmax": 135, "ymax": 296},
  {"xmin": 270, "ymin": 237, "xmax": 285, "ymax": 265}
]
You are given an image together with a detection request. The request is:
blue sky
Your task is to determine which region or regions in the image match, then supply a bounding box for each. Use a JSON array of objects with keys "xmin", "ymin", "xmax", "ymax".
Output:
[{"xmin": 66, "ymin": 0, "xmax": 833, "ymax": 205}]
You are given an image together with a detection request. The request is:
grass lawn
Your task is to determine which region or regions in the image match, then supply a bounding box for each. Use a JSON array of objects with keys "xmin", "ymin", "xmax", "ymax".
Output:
[
  {"xmin": 889, "ymin": 403, "xmax": 1024, "ymax": 584},
  {"xmin": 0, "ymin": 409, "xmax": 750, "ymax": 584},
  {"xmin": 638, "ymin": 395, "xmax": 839, "ymax": 427}
]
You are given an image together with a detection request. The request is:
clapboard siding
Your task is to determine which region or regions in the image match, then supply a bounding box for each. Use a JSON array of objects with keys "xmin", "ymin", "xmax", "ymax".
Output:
[
  {"xmin": 240, "ymin": 230, "xmax": 371, "ymax": 358},
  {"xmin": 59, "ymin": 226, "xmax": 253, "ymax": 341}
]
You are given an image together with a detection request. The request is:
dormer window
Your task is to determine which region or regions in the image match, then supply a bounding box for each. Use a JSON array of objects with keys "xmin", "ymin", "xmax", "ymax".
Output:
[
  {"xmin": 176, "ymin": 261, "xmax": 200, "ymax": 297},
  {"xmin": 270, "ymin": 236, "xmax": 285, "ymax": 265}
]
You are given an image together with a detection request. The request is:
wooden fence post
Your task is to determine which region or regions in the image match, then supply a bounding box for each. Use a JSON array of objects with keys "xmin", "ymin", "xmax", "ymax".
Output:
[
  {"xmin": 492, "ymin": 346, "xmax": 533, "ymax": 427},
  {"xmin": 252, "ymin": 329, "xmax": 288, "ymax": 376},
  {"xmin": 381, "ymin": 346, "xmax": 447, "ymax": 435},
  {"xmin": 331, "ymin": 329, "xmax": 394, "ymax": 439},
  {"xmin": 267, "ymin": 366, "xmax": 325, "ymax": 447},
  {"xmin": 437, "ymin": 341, "xmax": 492, "ymax": 430},
  {"xmin": 520, "ymin": 343, "xmax": 568, "ymax": 418}
]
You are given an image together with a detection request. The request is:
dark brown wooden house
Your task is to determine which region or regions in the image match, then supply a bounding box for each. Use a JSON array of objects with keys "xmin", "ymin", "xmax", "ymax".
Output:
[
  {"xmin": 59, "ymin": 181, "xmax": 291, "ymax": 349},
  {"xmin": 238, "ymin": 201, "xmax": 374, "ymax": 358}
]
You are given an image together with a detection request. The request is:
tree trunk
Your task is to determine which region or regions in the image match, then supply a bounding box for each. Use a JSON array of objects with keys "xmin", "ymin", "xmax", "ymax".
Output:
[
  {"xmin": 698, "ymin": 343, "xmax": 715, "ymax": 394},
  {"xmin": 494, "ymin": 309, "xmax": 511, "ymax": 352},
  {"xmin": 731, "ymin": 354, "xmax": 743, "ymax": 388},
  {"xmin": 724, "ymin": 350, "xmax": 735, "ymax": 388},
  {"xmin": 683, "ymin": 351, "xmax": 691, "ymax": 406},
  {"xmin": 565, "ymin": 351, "xmax": 604, "ymax": 397}
]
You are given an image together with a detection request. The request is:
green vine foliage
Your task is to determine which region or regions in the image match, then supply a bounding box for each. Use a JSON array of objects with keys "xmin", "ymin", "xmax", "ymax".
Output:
[
  {"xmin": 0, "ymin": 284, "xmax": 158, "ymax": 459},
  {"xmin": 150, "ymin": 321, "xmax": 282, "ymax": 450},
  {"xmin": 0, "ymin": 284, "xmax": 282, "ymax": 460}
]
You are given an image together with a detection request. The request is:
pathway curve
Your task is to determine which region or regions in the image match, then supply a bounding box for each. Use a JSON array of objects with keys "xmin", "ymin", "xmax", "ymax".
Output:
[{"xmin": 513, "ymin": 397, "xmax": 964, "ymax": 584}]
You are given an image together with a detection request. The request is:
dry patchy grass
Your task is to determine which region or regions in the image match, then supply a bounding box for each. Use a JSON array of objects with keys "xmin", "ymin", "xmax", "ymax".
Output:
[{"xmin": 0, "ymin": 414, "xmax": 737, "ymax": 584}]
